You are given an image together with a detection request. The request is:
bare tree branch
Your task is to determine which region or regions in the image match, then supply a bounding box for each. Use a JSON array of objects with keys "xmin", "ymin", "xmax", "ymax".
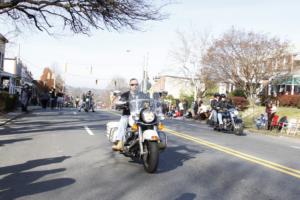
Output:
[
  {"xmin": 203, "ymin": 27, "xmax": 291, "ymax": 98},
  {"xmin": 169, "ymin": 29, "xmax": 213, "ymax": 99},
  {"xmin": 0, "ymin": 0, "xmax": 168, "ymax": 34}
]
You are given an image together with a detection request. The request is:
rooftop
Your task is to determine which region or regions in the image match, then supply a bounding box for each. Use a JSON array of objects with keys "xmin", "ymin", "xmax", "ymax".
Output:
[{"xmin": 0, "ymin": 33, "xmax": 8, "ymax": 43}]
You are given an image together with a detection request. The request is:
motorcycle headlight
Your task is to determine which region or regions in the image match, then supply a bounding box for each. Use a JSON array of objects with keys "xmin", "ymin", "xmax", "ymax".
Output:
[
  {"xmin": 233, "ymin": 110, "xmax": 239, "ymax": 116},
  {"xmin": 141, "ymin": 111, "xmax": 155, "ymax": 123}
]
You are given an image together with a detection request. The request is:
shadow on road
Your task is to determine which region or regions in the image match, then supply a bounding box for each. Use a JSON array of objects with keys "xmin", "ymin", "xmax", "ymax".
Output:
[
  {"xmin": 0, "ymin": 118, "xmax": 111, "ymax": 136},
  {"xmin": 157, "ymin": 144, "xmax": 203, "ymax": 174},
  {"xmin": 174, "ymin": 193, "xmax": 197, "ymax": 200},
  {"xmin": 0, "ymin": 138, "xmax": 32, "ymax": 147},
  {"xmin": 0, "ymin": 109, "xmax": 118, "ymax": 136},
  {"xmin": 0, "ymin": 156, "xmax": 75, "ymax": 200}
]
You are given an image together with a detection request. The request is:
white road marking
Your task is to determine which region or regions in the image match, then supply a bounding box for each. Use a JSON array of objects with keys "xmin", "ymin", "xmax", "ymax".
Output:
[
  {"xmin": 290, "ymin": 146, "xmax": 300, "ymax": 150},
  {"xmin": 73, "ymin": 111, "xmax": 77, "ymax": 115},
  {"xmin": 84, "ymin": 126, "xmax": 94, "ymax": 136}
]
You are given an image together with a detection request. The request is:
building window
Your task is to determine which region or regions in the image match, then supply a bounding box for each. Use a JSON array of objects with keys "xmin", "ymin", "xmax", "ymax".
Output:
[
  {"xmin": 0, "ymin": 52, "xmax": 2, "ymax": 70},
  {"xmin": 294, "ymin": 86, "xmax": 300, "ymax": 95}
]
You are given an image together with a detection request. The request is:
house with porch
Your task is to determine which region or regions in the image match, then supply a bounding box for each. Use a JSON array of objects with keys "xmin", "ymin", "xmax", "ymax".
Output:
[
  {"xmin": 2, "ymin": 57, "xmax": 34, "ymax": 95},
  {"xmin": 150, "ymin": 75, "xmax": 202, "ymax": 99},
  {"xmin": 219, "ymin": 52, "xmax": 300, "ymax": 97},
  {"xmin": 269, "ymin": 53, "xmax": 300, "ymax": 96}
]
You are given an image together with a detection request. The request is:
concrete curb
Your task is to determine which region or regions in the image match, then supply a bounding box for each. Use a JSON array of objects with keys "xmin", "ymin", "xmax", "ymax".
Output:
[
  {"xmin": 243, "ymin": 128, "xmax": 300, "ymax": 142},
  {"xmin": 0, "ymin": 106, "xmax": 41, "ymax": 126}
]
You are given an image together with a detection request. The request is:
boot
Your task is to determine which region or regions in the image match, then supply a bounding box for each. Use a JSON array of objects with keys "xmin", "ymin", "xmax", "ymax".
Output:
[
  {"xmin": 218, "ymin": 124, "xmax": 224, "ymax": 131},
  {"xmin": 112, "ymin": 141, "xmax": 124, "ymax": 151}
]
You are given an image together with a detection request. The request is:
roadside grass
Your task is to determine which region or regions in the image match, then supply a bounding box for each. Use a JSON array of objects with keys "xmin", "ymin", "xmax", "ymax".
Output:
[{"xmin": 241, "ymin": 106, "xmax": 300, "ymax": 138}]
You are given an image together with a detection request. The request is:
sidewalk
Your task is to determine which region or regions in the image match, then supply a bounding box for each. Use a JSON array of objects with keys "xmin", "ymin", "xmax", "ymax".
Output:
[{"xmin": 0, "ymin": 106, "xmax": 41, "ymax": 126}]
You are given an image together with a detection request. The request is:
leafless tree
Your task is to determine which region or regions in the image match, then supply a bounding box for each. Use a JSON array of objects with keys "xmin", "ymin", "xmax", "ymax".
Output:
[
  {"xmin": 106, "ymin": 76, "xmax": 128, "ymax": 91},
  {"xmin": 203, "ymin": 27, "xmax": 291, "ymax": 98},
  {"xmin": 169, "ymin": 29, "xmax": 213, "ymax": 99},
  {"xmin": 104, "ymin": 76, "xmax": 128, "ymax": 108},
  {"xmin": 0, "ymin": 0, "xmax": 167, "ymax": 34}
]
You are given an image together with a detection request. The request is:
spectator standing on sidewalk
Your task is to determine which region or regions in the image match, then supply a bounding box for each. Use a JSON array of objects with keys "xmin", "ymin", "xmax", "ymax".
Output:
[
  {"xmin": 20, "ymin": 84, "xmax": 32, "ymax": 112},
  {"xmin": 40, "ymin": 90, "xmax": 50, "ymax": 109},
  {"xmin": 49, "ymin": 88, "xmax": 57, "ymax": 110},
  {"xmin": 75, "ymin": 96, "xmax": 80, "ymax": 108},
  {"xmin": 178, "ymin": 101, "xmax": 184, "ymax": 117},
  {"xmin": 266, "ymin": 101, "xmax": 274, "ymax": 130},
  {"xmin": 191, "ymin": 100, "xmax": 197, "ymax": 118},
  {"xmin": 183, "ymin": 99, "xmax": 188, "ymax": 116},
  {"xmin": 57, "ymin": 91, "xmax": 64, "ymax": 110}
]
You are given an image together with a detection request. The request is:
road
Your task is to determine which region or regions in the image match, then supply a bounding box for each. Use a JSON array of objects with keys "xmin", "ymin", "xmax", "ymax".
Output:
[{"xmin": 1, "ymin": 108, "xmax": 300, "ymax": 200}]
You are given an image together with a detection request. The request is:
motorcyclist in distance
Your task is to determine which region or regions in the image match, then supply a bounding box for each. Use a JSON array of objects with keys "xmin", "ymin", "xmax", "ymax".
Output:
[
  {"xmin": 216, "ymin": 93, "xmax": 231, "ymax": 130},
  {"xmin": 112, "ymin": 78, "xmax": 140, "ymax": 151},
  {"xmin": 86, "ymin": 90, "xmax": 95, "ymax": 112},
  {"xmin": 78, "ymin": 92, "xmax": 86, "ymax": 112}
]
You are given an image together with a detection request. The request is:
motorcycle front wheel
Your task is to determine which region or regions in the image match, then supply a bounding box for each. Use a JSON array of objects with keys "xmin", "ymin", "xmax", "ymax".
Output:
[{"xmin": 143, "ymin": 141, "xmax": 159, "ymax": 173}]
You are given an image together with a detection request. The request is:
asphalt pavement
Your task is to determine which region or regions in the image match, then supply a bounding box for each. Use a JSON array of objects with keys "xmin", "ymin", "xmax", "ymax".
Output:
[{"xmin": 0, "ymin": 108, "xmax": 300, "ymax": 200}]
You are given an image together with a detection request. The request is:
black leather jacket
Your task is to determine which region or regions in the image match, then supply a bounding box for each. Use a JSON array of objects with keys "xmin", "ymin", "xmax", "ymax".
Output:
[
  {"xmin": 216, "ymin": 100, "xmax": 234, "ymax": 112},
  {"xmin": 117, "ymin": 91, "xmax": 131, "ymax": 116},
  {"xmin": 211, "ymin": 98, "xmax": 219, "ymax": 110}
]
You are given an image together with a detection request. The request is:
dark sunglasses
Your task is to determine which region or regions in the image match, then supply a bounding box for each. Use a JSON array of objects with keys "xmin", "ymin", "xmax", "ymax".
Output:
[{"xmin": 130, "ymin": 83, "xmax": 138, "ymax": 86}]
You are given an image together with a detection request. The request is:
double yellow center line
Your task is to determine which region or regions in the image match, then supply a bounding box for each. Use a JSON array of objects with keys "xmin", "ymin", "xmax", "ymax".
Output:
[{"xmin": 165, "ymin": 128, "xmax": 300, "ymax": 179}]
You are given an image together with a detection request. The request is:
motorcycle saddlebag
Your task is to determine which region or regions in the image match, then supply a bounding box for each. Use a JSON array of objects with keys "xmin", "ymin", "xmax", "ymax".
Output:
[{"xmin": 106, "ymin": 121, "xmax": 119, "ymax": 138}]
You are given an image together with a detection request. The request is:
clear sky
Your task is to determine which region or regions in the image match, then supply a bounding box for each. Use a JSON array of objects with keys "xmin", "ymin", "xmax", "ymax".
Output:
[{"xmin": 2, "ymin": 0, "xmax": 300, "ymax": 89}]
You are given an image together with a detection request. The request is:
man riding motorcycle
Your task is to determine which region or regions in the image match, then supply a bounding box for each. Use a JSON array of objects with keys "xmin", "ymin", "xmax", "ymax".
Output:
[
  {"xmin": 86, "ymin": 90, "xmax": 95, "ymax": 112},
  {"xmin": 78, "ymin": 91, "xmax": 95, "ymax": 112},
  {"xmin": 215, "ymin": 94, "xmax": 234, "ymax": 130},
  {"xmin": 112, "ymin": 78, "xmax": 139, "ymax": 151}
]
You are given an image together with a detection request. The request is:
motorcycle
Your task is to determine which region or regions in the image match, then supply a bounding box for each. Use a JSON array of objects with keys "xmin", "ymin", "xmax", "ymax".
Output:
[
  {"xmin": 84, "ymin": 97, "xmax": 90, "ymax": 112},
  {"xmin": 215, "ymin": 107, "xmax": 244, "ymax": 135},
  {"xmin": 106, "ymin": 92, "xmax": 167, "ymax": 173},
  {"xmin": 84, "ymin": 96, "xmax": 94, "ymax": 112}
]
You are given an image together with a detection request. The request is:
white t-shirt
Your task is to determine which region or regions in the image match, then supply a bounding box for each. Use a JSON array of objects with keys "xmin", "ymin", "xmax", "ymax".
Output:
[
  {"xmin": 271, "ymin": 106, "xmax": 277, "ymax": 114},
  {"xmin": 179, "ymin": 102, "xmax": 184, "ymax": 111}
]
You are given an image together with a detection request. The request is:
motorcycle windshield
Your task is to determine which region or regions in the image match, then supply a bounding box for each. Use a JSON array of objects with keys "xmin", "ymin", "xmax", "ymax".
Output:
[{"xmin": 129, "ymin": 93, "xmax": 161, "ymax": 115}]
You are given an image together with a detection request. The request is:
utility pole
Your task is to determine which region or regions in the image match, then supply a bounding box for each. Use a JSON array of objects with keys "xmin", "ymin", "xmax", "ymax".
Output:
[
  {"xmin": 291, "ymin": 53, "xmax": 294, "ymax": 73},
  {"xmin": 62, "ymin": 63, "xmax": 67, "ymax": 92},
  {"xmin": 142, "ymin": 53, "xmax": 149, "ymax": 93},
  {"xmin": 18, "ymin": 43, "xmax": 21, "ymax": 59},
  {"xmin": 53, "ymin": 71, "xmax": 56, "ymax": 89}
]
